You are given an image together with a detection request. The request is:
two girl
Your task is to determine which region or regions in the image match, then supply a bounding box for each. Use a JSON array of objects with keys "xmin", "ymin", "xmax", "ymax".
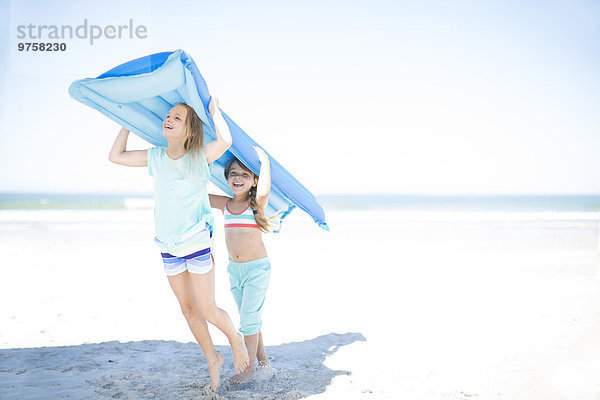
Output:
[
  {"xmin": 109, "ymin": 99, "xmax": 274, "ymax": 390},
  {"xmin": 108, "ymin": 99, "xmax": 249, "ymax": 392}
]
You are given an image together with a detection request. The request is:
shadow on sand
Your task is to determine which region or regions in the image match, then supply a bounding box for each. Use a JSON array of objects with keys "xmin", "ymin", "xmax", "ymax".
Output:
[{"xmin": 0, "ymin": 332, "xmax": 365, "ymax": 399}]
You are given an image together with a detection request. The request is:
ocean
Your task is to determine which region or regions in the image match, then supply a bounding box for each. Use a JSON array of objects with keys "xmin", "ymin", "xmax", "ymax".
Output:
[
  {"xmin": 2, "ymin": 193, "xmax": 597, "ymax": 248},
  {"xmin": 2, "ymin": 192, "xmax": 600, "ymax": 212}
]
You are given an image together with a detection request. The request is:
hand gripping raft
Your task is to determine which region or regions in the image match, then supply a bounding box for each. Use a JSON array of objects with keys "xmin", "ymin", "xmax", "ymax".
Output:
[{"xmin": 69, "ymin": 49, "xmax": 328, "ymax": 232}]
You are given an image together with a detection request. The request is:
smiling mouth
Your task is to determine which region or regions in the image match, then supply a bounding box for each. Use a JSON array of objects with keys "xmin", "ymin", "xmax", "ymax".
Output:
[
  {"xmin": 233, "ymin": 182, "xmax": 243, "ymax": 188},
  {"xmin": 164, "ymin": 122, "xmax": 173, "ymax": 130}
]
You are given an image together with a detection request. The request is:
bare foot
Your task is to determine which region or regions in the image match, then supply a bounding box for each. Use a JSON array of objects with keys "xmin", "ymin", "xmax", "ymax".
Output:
[
  {"xmin": 231, "ymin": 333, "xmax": 250, "ymax": 374},
  {"xmin": 207, "ymin": 352, "xmax": 224, "ymax": 392},
  {"xmin": 230, "ymin": 366, "xmax": 255, "ymax": 384}
]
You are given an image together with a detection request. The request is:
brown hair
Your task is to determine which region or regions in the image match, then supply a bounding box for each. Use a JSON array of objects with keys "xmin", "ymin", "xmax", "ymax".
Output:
[{"xmin": 224, "ymin": 159, "xmax": 274, "ymax": 233}]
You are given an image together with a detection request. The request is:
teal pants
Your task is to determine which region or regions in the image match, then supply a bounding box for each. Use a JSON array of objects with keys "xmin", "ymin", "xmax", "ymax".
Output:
[{"xmin": 228, "ymin": 257, "xmax": 271, "ymax": 336}]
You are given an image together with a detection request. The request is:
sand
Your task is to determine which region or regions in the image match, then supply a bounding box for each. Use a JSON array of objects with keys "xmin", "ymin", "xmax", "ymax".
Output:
[{"xmin": 1, "ymin": 207, "xmax": 600, "ymax": 399}]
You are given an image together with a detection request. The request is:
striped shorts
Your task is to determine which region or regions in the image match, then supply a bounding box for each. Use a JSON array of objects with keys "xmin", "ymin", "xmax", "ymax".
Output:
[
  {"xmin": 157, "ymin": 224, "xmax": 213, "ymax": 276},
  {"xmin": 161, "ymin": 248, "xmax": 213, "ymax": 276}
]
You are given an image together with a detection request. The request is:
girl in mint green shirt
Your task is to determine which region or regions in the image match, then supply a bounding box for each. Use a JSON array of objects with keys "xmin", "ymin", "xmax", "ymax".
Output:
[{"xmin": 108, "ymin": 98, "xmax": 249, "ymax": 392}]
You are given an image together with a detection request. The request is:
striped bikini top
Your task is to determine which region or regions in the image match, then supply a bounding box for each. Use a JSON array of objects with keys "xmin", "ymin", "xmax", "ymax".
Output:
[{"xmin": 224, "ymin": 200, "xmax": 258, "ymax": 229}]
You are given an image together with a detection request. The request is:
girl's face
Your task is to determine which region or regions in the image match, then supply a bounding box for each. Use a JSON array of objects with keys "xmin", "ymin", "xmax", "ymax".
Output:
[
  {"xmin": 227, "ymin": 162, "xmax": 257, "ymax": 195},
  {"xmin": 163, "ymin": 105, "xmax": 188, "ymax": 139}
]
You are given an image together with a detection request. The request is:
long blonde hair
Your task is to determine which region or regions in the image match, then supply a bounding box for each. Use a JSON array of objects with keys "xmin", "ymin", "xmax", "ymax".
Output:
[
  {"xmin": 224, "ymin": 159, "xmax": 275, "ymax": 233},
  {"xmin": 176, "ymin": 102, "xmax": 204, "ymax": 176}
]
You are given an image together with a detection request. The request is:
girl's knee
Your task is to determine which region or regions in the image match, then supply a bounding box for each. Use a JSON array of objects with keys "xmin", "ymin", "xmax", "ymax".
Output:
[
  {"xmin": 199, "ymin": 305, "xmax": 218, "ymax": 323},
  {"xmin": 178, "ymin": 299, "xmax": 197, "ymax": 320}
]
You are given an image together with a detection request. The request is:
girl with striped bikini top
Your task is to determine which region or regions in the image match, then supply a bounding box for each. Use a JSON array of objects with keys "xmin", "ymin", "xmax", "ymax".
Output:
[{"xmin": 208, "ymin": 147, "xmax": 274, "ymax": 383}]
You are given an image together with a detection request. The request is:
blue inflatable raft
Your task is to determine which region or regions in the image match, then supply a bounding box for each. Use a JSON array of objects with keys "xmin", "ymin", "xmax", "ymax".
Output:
[{"xmin": 69, "ymin": 49, "xmax": 328, "ymax": 232}]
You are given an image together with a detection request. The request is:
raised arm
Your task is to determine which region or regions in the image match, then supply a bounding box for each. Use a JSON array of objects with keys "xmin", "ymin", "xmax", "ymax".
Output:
[
  {"xmin": 208, "ymin": 194, "xmax": 231, "ymax": 212},
  {"xmin": 203, "ymin": 96, "xmax": 233, "ymax": 164},
  {"xmin": 254, "ymin": 146, "xmax": 271, "ymax": 213},
  {"xmin": 108, "ymin": 128, "xmax": 148, "ymax": 167}
]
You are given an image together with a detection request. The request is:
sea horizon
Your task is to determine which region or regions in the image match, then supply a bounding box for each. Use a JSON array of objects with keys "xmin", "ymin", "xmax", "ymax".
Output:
[{"xmin": 1, "ymin": 192, "xmax": 600, "ymax": 212}]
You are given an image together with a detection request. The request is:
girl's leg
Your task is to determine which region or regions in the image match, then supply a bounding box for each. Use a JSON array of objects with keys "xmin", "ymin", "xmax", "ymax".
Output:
[
  {"xmin": 231, "ymin": 333, "xmax": 259, "ymax": 383},
  {"xmin": 256, "ymin": 332, "xmax": 269, "ymax": 366},
  {"xmin": 168, "ymin": 271, "xmax": 224, "ymax": 392},
  {"xmin": 231, "ymin": 259, "xmax": 270, "ymax": 382},
  {"xmin": 167, "ymin": 271, "xmax": 224, "ymax": 392},
  {"xmin": 189, "ymin": 265, "xmax": 249, "ymax": 373}
]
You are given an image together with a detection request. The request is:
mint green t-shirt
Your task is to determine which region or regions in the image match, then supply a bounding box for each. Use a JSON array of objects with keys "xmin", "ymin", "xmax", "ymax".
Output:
[{"xmin": 147, "ymin": 147, "xmax": 214, "ymax": 246}]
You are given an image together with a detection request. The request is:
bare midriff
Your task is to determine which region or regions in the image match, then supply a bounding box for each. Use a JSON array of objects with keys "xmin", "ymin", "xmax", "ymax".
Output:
[{"xmin": 225, "ymin": 227, "xmax": 267, "ymax": 262}]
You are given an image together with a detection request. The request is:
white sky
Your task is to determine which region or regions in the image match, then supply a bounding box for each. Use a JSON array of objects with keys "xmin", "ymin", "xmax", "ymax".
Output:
[{"xmin": 0, "ymin": 0, "xmax": 599, "ymax": 195}]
